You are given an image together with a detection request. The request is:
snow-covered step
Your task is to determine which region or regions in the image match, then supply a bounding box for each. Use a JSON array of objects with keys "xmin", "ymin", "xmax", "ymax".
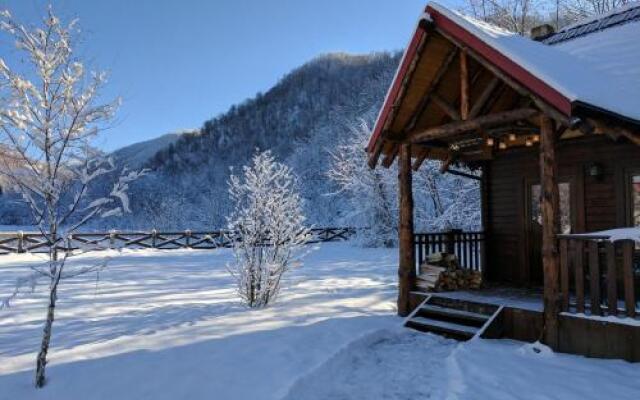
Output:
[
  {"xmin": 419, "ymin": 304, "xmax": 490, "ymax": 324},
  {"xmin": 406, "ymin": 316, "xmax": 478, "ymax": 339}
]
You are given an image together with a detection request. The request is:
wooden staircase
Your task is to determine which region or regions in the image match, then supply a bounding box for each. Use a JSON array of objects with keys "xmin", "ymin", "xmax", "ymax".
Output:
[{"xmin": 405, "ymin": 295, "xmax": 503, "ymax": 340}]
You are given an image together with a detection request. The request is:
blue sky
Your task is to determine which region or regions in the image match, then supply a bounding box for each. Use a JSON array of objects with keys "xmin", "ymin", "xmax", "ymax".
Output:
[{"xmin": 1, "ymin": 0, "xmax": 460, "ymax": 151}]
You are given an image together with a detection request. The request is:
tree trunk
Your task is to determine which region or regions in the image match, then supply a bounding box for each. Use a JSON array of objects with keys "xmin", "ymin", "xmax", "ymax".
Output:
[
  {"xmin": 397, "ymin": 144, "xmax": 415, "ymax": 317},
  {"xmin": 35, "ymin": 265, "xmax": 61, "ymax": 388},
  {"xmin": 539, "ymin": 114, "xmax": 560, "ymax": 349}
]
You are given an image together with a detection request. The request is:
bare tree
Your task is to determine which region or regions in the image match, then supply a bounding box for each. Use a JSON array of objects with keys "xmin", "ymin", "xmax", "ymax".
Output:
[
  {"xmin": 562, "ymin": 0, "xmax": 633, "ymax": 23},
  {"xmin": 0, "ymin": 7, "xmax": 144, "ymax": 387},
  {"xmin": 464, "ymin": 0, "xmax": 547, "ymax": 34}
]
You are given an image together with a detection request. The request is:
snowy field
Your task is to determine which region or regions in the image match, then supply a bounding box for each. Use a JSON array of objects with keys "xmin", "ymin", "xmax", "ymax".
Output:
[{"xmin": 0, "ymin": 242, "xmax": 639, "ymax": 400}]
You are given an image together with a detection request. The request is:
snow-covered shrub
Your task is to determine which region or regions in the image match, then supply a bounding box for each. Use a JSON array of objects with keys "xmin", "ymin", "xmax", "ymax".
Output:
[{"xmin": 226, "ymin": 150, "xmax": 311, "ymax": 308}]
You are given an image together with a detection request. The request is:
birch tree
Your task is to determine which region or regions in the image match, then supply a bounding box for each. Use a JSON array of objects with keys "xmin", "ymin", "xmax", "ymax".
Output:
[
  {"xmin": 0, "ymin": 7, "xmax": 144, "ymax": 387},
  {"xmin": 226, "ymin": 150, "xmax": 310, "ymax": 308}
]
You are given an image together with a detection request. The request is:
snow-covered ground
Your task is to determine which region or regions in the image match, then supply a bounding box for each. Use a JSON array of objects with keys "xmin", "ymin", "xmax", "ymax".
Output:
[{"xmin": 0, "ymin": 243, "xmax": 639, "ymax": 399}]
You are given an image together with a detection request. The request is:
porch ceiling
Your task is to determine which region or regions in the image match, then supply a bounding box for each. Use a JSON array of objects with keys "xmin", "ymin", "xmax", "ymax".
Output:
[{"xmin": 368, "ymin": 4, "xmax": 640, "ymax": 171}]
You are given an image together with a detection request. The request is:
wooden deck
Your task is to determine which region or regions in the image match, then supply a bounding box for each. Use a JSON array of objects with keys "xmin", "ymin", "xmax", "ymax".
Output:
[{"xmin": 408, "ymin": 287, "xmax": 640, "ymax": 362}]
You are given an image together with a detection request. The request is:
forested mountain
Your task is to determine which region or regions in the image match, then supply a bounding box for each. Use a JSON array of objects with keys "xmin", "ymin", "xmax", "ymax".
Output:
[
  {"xmin": 109, "ymin": 52, "xmax": 405, "ymax": 230},
  {"xmin": 0, "ymin": 51, "xmax": 480, "ymax": 235}
]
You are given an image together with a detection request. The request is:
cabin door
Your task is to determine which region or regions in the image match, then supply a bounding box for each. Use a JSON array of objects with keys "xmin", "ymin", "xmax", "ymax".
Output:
[{"xmin": 527, "ymin": 181, "xmax": 573, "ymax": 285}]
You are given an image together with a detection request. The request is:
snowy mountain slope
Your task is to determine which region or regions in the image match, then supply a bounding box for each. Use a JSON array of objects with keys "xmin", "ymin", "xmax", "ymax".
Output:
[
  {"xmin": 110, "ymin": 130, "xmax": 193, "ymax": 169},
  {"xmin": 109, "ymin": 52, "xmax": 403, "ymax": 230}
]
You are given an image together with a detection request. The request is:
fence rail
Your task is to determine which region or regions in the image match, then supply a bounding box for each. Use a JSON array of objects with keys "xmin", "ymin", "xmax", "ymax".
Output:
[
  {"xmin": 414, "ymin": 230, "xmax": 485, "ymax": 272},
  {"xmin": 0, "ymin": 227, "xmax": 356, "ymax": 255},
  {"xmin": 558, "ymin": 235, "xmax": 639, "ymax": 319}
]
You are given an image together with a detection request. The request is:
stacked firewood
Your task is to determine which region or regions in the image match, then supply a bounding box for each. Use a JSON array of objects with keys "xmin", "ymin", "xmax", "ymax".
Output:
[{"xmin": 416, "ymin": 252, "xmax": 482, "ymax": 292}]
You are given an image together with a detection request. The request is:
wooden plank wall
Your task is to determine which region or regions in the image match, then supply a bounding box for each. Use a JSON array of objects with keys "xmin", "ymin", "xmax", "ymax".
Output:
[{"xmin": 484, "ymin": 135, "xmax": 640, "ymax": 285}]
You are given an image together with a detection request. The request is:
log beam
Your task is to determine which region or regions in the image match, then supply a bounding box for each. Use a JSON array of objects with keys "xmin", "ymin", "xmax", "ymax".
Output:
[
  {"xmin": 469, "ymin": 76, "xmax": 500, "ymax": 119},
  {"xmin": 432, "ymin": 93, "xmax": 461, "ymax": 121},
  {"xmin": 397, "ymin": 143, "xmax": 415, "ymax": 317},
  {"xmin": 435, "ymin": 28, "xmax": 572, "ymax": 127},
  {"xmin": 381, "ymin": 144, "xmax": 399, "ymax": 168},
  {"xmin": 405, "ymin": 47, "xmax": 459, "ymax": 133},
  {"xmin": 460, "ymin": 50, "xmax": 469, "ymax": 120},
  {"xmin": 586, "ymin": 118, "xmax": 640, "ymax": 146},
  {"xmin": 540, "ymin": 114, "xmax": 561, "ymax": 349},
  {"xmin": 408, "ymin": 107, "xmax": 538, "ymax": 143},
  {"xmin": 367, "ymin": 138, "xmax": 385, "ymax": 169}
]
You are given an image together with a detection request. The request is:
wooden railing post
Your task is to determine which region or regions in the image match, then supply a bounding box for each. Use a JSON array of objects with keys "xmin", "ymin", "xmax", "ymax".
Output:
[
  {"xmin": 622, "ymin": 241, "xmax": 636, "ymax": 318},
  {"xmin": 185, "ymin": 229, "xmax": 192, "ymax": 249},
  {"xmin": 559, "ymin": 238, "xmax": 569, "ymax": 312},
  {"xmin": 445, "ymin": 228, "xmax": 458, "ymax": 255},
  {"xmin": 151, "ymin": 229, "xmax": 157, "ymax": 248},
  {"xmin": 605, "ymin": 242, "xmax": 617, "ymax": 316},
  {"xmin": 109, "ymin": 230, "xmax": 116, "ymax": 250}
]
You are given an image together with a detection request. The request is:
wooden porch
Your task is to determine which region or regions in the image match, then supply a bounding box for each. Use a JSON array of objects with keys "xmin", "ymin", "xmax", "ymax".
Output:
[
  {"xmin": 364, "ymin": 3, "xmax": 640, "ymax": 360},
  {"xmin": 407, "ymin": 229, "xmax": 640, "ymax": 360}
]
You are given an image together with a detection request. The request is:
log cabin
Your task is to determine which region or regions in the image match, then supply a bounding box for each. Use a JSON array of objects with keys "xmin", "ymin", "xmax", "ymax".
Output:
[{"xmin": 367, "ymin": 2, "xmax": 640, "ymax": 361}]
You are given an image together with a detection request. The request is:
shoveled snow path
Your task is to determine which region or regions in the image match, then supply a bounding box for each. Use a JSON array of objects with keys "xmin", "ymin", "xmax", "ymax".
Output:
[{"xmin": 284, "ymin": 329, "xmax": 640, "ymax": 400}]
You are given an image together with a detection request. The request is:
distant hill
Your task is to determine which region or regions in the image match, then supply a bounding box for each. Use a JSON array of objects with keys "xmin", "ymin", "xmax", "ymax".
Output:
[
  {"xmin": 110, "ymin": 52, "xmax": 402, "ymax": 230},
  {"xmin": 0, "ymin": 52, "xmax": 403, "ymax": 230},
  {"xmin": 111, "ymin": 131, "xmax": 193, "ymax": 169}
]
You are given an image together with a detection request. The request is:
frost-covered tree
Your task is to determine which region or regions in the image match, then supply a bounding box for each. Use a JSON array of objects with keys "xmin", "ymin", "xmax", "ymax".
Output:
[
  {"xmin": 226, "ymin": 150, "xmax": 310, "ymax": 308},
  {"xmin": 328, "ymin": 119, "xmax": 481, "ymax": 246},
  {"xmin": 327, "ymin": 120, "xmax": 397, "ymax": 246},
  {"xmin": 0, "ymin": 7, "xmax": 144, "ymax": 387}
]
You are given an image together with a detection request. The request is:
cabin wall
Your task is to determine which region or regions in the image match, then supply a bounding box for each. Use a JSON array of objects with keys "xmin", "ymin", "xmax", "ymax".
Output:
[{"xmin": 484, "ymin": 135, "xmax": 640, "ymax": 285}]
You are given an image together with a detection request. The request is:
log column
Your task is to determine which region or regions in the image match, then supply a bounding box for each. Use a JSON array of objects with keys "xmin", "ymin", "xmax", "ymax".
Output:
[
  {"xmin": 539, "ymin": 114, "xmax": 561, "ymax": 349},
  {"xmin": 398, "ymin": 143, "xmax": 415, "ymax": 316}
]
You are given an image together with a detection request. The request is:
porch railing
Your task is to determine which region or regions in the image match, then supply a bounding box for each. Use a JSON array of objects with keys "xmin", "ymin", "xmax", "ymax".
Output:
[
  {"xmin": 414, "ymin": 230, "xmax": 484, "ymax": 272},
  {"xmin": 558, "ymin": 234, "xmax": 639, "ymax": 319}
]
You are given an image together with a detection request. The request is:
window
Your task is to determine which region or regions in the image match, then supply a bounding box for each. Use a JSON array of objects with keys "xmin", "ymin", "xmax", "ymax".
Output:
[
  {"xmin": 531, "ymin": 182, "xmax": 572, "ymax": 234},
  {"xmin": 631, "ymin": 175, "xmax": 640, "ymax": 226}
]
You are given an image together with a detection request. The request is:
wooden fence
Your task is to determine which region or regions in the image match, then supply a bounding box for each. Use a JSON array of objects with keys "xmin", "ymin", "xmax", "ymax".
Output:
[
  {"xmin": 414, "ymin": 230, "xmax": 485, "ymax": 272},
  {"xmin": 558, "ymin": 235, "xmax": 639, "ymax": 319},
  {"xmin": 0, "ymin": 227, "xmax": 356, "ymax": 255}
]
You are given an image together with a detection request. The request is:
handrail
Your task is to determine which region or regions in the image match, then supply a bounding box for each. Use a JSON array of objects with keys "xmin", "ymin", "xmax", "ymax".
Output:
[
  {"xmin": 558, "ymin": 236, "xmax": 637, "ymax": 319},
  {"xmin": 414, "ymin": 230, "xmax": 485, "ymax": 272}
]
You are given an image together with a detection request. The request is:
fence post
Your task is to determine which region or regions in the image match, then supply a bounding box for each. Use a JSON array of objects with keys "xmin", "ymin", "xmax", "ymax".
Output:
[
  {"xmin": 151, "ymin": 229, "xmax": 157, "ymax": 248},
  {"xmin": 66, "ymin": 234, "xmax": 73, "ymax": 256},
  {"xmin": 17, "ymin": 231, "xmax": 24, "ymax": 253},
  {"xmin": 185, "ymin": 229, "xmax": 191, "ymax": 249},
  {"xmin": 445, "ymin": 228, "xmax": 461, "ymax": 255},
  {"xmin": 109, "ymin": 230, "xmax": 116, "ymax": 250}
]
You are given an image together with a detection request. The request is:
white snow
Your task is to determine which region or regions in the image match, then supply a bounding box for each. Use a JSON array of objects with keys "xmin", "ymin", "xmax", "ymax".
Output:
[
  {"xmin": 428, "ymin": 2, "xmax": 640, "ymax": 122},
  {"xmin": 554, "ymin": 22, "xmax": 640, "ymax": 88},
  {"xmin": 1, "ymin": 243, "xmax": 639, "ymax": 399},
  {"xmin": 283, "ymin": 329, "xmax": 640, "ymax": 400},
  {"xmin": 570, "ymin": 226, "xmax": 640, "ymax": 242}
]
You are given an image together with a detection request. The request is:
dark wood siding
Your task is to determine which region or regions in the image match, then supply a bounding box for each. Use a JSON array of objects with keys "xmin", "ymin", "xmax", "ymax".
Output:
[{"xmin": 484, "ymin": 135, "xmax": 640, "ymax": 285}]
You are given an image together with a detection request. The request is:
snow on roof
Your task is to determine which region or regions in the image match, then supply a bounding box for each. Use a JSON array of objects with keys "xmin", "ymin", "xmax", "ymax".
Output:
[
  {"xmin": 428, "ymin": 2, "xmax": 640, "ymax": 123},
  {"xmin": 552, "ymin": 22, "xmax": 640, "ymax": 91},
  {"xmin": 546, "ymin": 1, "xmax": 640, "ymax": 43}
]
